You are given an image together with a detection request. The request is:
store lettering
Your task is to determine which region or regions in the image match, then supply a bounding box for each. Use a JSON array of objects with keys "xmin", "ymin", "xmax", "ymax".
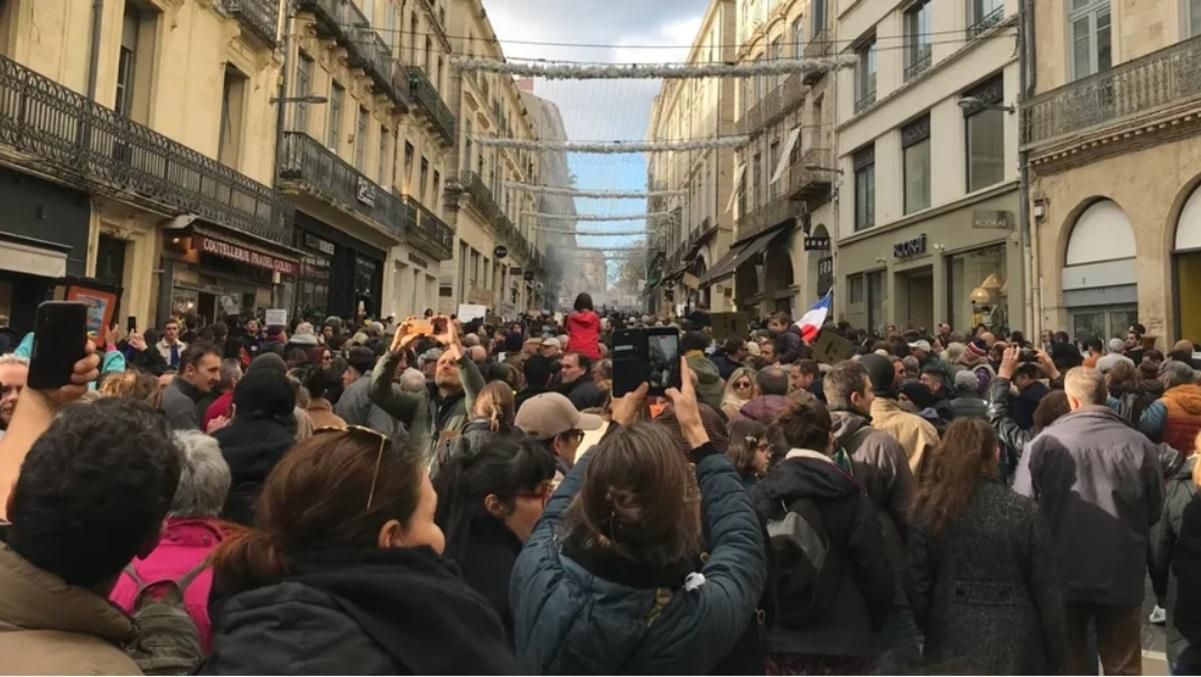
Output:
[
  {"xmin": 199, "ymin": 236, "xmax": 297, "ymax": 275},
  {"xmin": 893, "ymin": 233, "xmax": 927, "ymax": 259}
]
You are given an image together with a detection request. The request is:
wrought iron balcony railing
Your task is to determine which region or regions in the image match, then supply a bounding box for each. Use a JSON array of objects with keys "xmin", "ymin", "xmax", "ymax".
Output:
[
  {"xmin": 453, "ymin": 170, "xmax": 537, "ymax": 263},
  {"xmin": 739, "ymin": 72, "xmax": 806, "ymax": 136},
  {"xmin": 854, "ymin": 89, "xmax": 877, "ymax": 115},
  {"xmin": 904, "ymin": 48, "xmax": 932, "ymax": 81},
  {"xmin": 402, "ymin": 196, "xmax": 454, "ymax": 261},
  {"xmin": 280, "ymin": 131, "xmax": 405, "ymax": 239},
  {"xmin": 223, "ymin": 0, "xmax": 279, "ymax": 48},
  {"xmin": 405, "ymin": 66, "xmax": 455, "ymax": 146},
  {"xmin": 456, "ymin": 169, "xmax": 504, "ymax": 224},
  {"xmin": 1022, "ymin": 33, "xmax": 1201, "ymax": 148},
  {"xmin": 299, "ymin": 0, "xmax": 407, "ymax": 108},
  {"xmin": 787, "ymin": 147, "xmax": 834, "ymax": 201},
  {"xmin": 967, "ymin": 5, "xmax": 1005, "ymax": 40},
  {"xmin": 0, "ymin": 54, "xmax": 291, "ymax": 246}
]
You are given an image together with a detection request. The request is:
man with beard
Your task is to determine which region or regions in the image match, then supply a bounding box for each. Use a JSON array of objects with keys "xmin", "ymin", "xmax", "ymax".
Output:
[{"xmin": 0, "ymin": 355, "xmax": 27, "ymax": 436}]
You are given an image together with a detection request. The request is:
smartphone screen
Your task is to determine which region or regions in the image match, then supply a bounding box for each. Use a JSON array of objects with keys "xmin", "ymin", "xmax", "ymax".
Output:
[
  {"xmin": 612, "ymin": 328, "xmax": 681, "ymax": 397},
  {"xmin": 611, "ymin": 330, "xmax": 642, "ymax": 398},
  {"xmin": 411, "ymin": 319, "xmax": 433, "ymax": 336},
  {"xmin": 127, "ymin": 316, "xmax": 137, "ymax": 333},
  {"xmin": 28, "ymin": 302, "xmax": 88, "ymax": 390},
  {"xmin": 646, "ymin": 329, "xmax": 681, "ymax": 395}
]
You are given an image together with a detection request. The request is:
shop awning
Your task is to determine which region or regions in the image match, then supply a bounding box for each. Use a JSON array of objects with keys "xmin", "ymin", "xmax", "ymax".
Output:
[
  {"xmin": 698, "ymin": 223, "xmax": 791, "ymax": 286},
  {"xmin": 0, "ymin": 237, "xmax": 67, "ymax": 278}
]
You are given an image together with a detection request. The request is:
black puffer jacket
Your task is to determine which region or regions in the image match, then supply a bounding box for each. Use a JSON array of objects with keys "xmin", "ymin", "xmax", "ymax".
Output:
[
  {"xmin": 750, "ymin": 451, "xmax": 894, "ymax": 659},
  {"xmin": 909, "ymin": 478, "xmax": 1067, "ymax": 675},
  {"xmin": 204, "ymin": 547, "xmax": 517, "ymax": 674},
  {"xmin": 214, "ymin": 419, "xmax": 296, "ymax": 526},
  {"xmin": 1151, "ymin": 456, "xmax": 1201, "ymax": 671}
]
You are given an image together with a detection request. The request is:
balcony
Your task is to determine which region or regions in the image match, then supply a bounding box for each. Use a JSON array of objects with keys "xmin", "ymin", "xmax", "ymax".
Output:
[
  {"xmin": 967, "ymin": 5, "xmax": 1005, "ymax": 40},
  {"xmin": 299, "ymin": 0, "xmax": 407, "ymax": 109},
  {"xmin": 402, "ymin": 196, "xmax": 454, "ymax": 261},
  {"xmin": 0, "ymin": 54, "xmax": 291, "ymax": 246},
  {"xmin": 854, "ymin": 89, "xmax": 877, "ymax": 115},
  {"xmin": 738, "ymin": 195, "xmax": 797, "ymax": 242},
  {"xmin": 1022, "ymin": 33, "xmax": 1201, "ymax": 148},
  {"xmin": 279, "ymin": 131, "xmax": 405, "ymax": 239},
  {"xmin": 405, "ymin": 66, "xmax": 455, "ymax": 146},
  {"xmin": 452, "ymin": 170, "xmax": 539, "ymax": 265},
  {"xmin": 904, "ymin": 48, "xmax": 932, "ymax": 81},
  {"xmin": 739, "ymin": 72, "xmax": 806, "ymax": 136},
  {"xmin": 803, "ymin": 28, "xmax": 832, "ymax": 84},
  {"xmin": 454, "ymin": 169, "xmax": 504, "ymax": 224},
  {"xmin": 787, "ymin": 147, "xmax": 835, "ymax": 202},
  {"xmin": 223, "ymin": 0, "xmax": 279, "ymax": 48}
]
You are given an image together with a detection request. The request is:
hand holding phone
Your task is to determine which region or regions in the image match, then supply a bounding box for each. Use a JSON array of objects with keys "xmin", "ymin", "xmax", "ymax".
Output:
[{"xmin": 28, "ymin": 302, "xmax": 90, "ymax": 391}]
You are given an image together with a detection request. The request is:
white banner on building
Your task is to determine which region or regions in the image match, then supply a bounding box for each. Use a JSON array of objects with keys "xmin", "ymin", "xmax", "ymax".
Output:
[
  {"xmin": 724, "ymin": 161, "xmax": 748, "ymax": 214},
  {"xmin": 771, "ymin": 126, "xmax": 802, "ymax": 185}
]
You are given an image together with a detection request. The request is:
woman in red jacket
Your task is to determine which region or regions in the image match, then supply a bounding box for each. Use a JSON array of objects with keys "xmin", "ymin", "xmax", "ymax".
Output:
[{"xmin": 565, "ymin": 293, "xmax": 602, "ymax": 361}]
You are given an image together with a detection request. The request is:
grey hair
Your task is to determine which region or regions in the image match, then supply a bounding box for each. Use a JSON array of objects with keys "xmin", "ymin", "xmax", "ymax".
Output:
[
  {"xmin": 823, "ymin": 362, "xmax": 870, "ymax": 410},
  {"xmin": 1064, "ymin": 367, "xmax": 1108, "ymax": 406},
  {"xmin": 170, "ymin": 430, "xmax": 231, "ymax": 518},
  {"xmin": 462, "ymin": 333, "xmax": 481, "ymax": 347},
  {"xmin": 1162, "ymin": 361, "xmax": 1197, "ymax": 390},
  {"xmin": 0, "ymin": 354, "xmax": 28, "ymax": 367},
  {"xmin": 400, "ymin": 367, "xmax": 426, "ymax": 392}
]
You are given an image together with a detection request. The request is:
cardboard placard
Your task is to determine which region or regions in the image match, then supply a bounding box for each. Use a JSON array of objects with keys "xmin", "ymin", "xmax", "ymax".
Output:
[
  {"xmin": 265, "ymin": 308, "xmax": 288, "ymax": 327},
  {"xmin": 457, "ymin": 304, "xmax": 487, "ymax": 323},
  {"xmin": 811, "ymin": 330, "xmax": 855, "ymax": 364},
  {"xmin": 709, "ymin": 312, "xmax": 748, "ymax": 342}
]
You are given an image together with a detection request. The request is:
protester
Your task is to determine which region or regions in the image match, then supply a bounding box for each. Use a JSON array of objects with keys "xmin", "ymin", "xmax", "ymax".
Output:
[
  {"xmin": 732, "ymin": 366, "xmax": 793, "ymax": 461},
  {"xmin": 750, "ymin": 398, "xmax": 894, "ymax": 674},
  {"xmin": 726, "ymin": 418, "xmax": 770, "ymax": 486},
  {"xmin": 433, "ymin": 434, "xmax": 555, "ymax": 640},
  {"xmin": 909, "ymin": 418, "xmax": 1066, "ymax": 674},
  {"xmin": 511, "ymin": 364, "xmax": 768, "ymax": 674},
  {"xmin": 0, "ymin": 354, "xmax": 26, "ymax": 433},
  {"xmin": 516, "ymin": 354, "xmax": 555, "ymax": 411},
  {"xmin": 768, "ymin": 312, "xmax": 806, "ymax": 365},
  {"xmin": 213, "ymin": 368, "xmax": 297, "ymax": 526},
  {"xmin": 162, "ymin": 341, "xmax": 222, "ymax": 430},
  {"xmin": 565, "ymin": 293, "xmax": 602, "ymax": 361},
  {"xmin": 712, "ymin": 338, "xmax": 748, "ymax": 380},
  {"xmin": 558, "ymin": 352, "xmax": 605, "ymax": 411},
  {"xmin": 899, "ymin": 381, "xmax": 947, "ymax": 433},
  {"xmin": 302, "ymin": 366, "xmax": 347, "ymax": 429},
  {"xmin": 514, "ymin": 391, "xmax": 602, "ymax": 482},
  {"xmin": 721, "ymin": 366, "xmax": 757, "ymax": 421},
  {"xmin": 110, "ymin": 430, "xmax": 230, "ymax": 654},
  {"xmin": 540, "ymin": 337, "xmax": 562, "ymax": 360},
  {"xmin": 204, "ymin": 428, "xmax": 516, "ymax": 673},
  {"xmin": 918, "ymin": 365, "xmax": 957, "ymax": 422},
  {"xmin": 336, "ymin": 345, "xmax": 402, "ymax": 436},
  {"xmin": 682, "ymin": 330, "xmax": 724, "ymax": 412},
  {"xmin": 860, "ymin": 353, "xmax": 940, "ymax": 475},
  {"xmin": 990, "ymin": 347, "xmax": 1072, "ymax": 479},
  {"xmin": 97, "ymin": 368, "xmax": 162, "ymax": 408},
  {"xmin": 1014, "ymin": 366, "xmax": 1164, "ymax": 674},
  {"xmin": 197, "ymin": 358, "xmax": 242, "ymax": 422},
  {"xmin": 1142, "ymin": 361, "xmax": 1201, "ymax": 454},
  {"xmin": 1151, "ymin": 432, "xmax": 1201, "ymax": 675},
  {"xmin": 158, "ymin": 318, "xmax": 188, "ymax": 369}
]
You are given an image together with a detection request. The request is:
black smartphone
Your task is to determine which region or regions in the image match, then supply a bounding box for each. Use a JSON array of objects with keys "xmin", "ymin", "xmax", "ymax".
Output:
[
  {"xmin": 612, "ymin": 327, "xmax": 681, "ymax": 397},
  {"xmin": 127, "ymin": 316, "xmax": 137, "ymax": 333},
  {"xmin": 28, "ymin": 302, "xmax": 88, "ymax": 390}
]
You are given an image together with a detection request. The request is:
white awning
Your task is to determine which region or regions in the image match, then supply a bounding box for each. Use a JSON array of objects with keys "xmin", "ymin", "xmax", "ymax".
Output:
[
  {"xmin": 771, "ymin": 126, "xmax": 802, "ymax": 184},
  {"xmin": 0, "ymin": 240, "xmax": 66, "ymax": 278},
  {"xmin": 724, "ymin": 161, "xmax": 748, "ymax": 214}
]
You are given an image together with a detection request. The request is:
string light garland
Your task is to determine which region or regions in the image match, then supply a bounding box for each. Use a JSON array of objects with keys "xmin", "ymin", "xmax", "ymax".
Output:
[
  {"xmin": 528, "ymin": 211, "xmax": 674, "ymax": 221},
  {"xmin": 481, "ymin": 137, "xmax": 749, "ymax": 153},
  {"xmin": 534, "ymin": 226, "xmax": 651, "ymax": 235},
  {"xmin": 503, "ymin": 181, "xmax": 687, "ymax": 199},
  {"xmin": 450, "ymin": 56, "xmax": 857, "ymax": 79}
]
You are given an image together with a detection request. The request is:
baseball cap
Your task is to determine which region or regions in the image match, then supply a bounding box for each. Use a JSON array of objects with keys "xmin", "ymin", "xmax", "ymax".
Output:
[
  {"xmin": 908, "ymin": 339, "xmax": 932, "ymax": 353},
  {"xmin": 515, "ymin": 392, "xmax": 603, "ymax": 441},
  {"xmin": 541, "ymin": 337, "xmax": 561, "ymax": 349}
]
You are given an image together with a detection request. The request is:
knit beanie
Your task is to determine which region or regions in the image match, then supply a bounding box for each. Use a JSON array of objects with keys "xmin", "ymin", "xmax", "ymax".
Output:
[
  {"xmin": 860, "ymin": 353, "xmax": 896, "ymax": 398},
  {"xmin": 900, "ymin": 382, "xmax": 936, "ymax": 410}
]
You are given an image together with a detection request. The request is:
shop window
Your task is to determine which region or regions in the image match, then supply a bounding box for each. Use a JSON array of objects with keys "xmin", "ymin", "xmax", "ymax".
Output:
[
  {"xmin": 854, "ymin": 37, "xmax": 876, "ymax": 113},
  {"xmin": 218, "ymin": 65, "xmax": 247, "ymax": 170},
  {"xmin": 902, "ymin": 116, "xmax": 931, "ymax": 214},
  {"xmin": 853, "ymin": 145, "xmax": 875, "ymax": 231},
  {"xmin": 905, "ymin": 1, "xmax": 933, "ymax": 80},
  {"xmin": 964, "ymin": 76, "xmax": 1005, "ymax": 192},
  {"xmin": 948, "ymin": 243, "xmax": 1008, "ymax": 333},
  {"xmin": 1069, "ymin": 0, "xmax": 1112, "ymax": 80},
  {"xmin": 295, "ymin": 52, "xmax": 314, "ymax": 133},
  {"xmin": 327, "ymin": 81, "xmax": 344, "ymax": 151}
]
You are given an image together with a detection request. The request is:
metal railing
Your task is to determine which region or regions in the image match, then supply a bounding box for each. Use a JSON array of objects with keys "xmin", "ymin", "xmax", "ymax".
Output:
[
  {"xmin": 223, "ymin": 0, "xmax": 279, "ymax": 48},
  {"xmin": 279, "ymin": 131, "xmax": 405, "ymax": 238},
  {"xmin": 1022, "ymin": 33, "xmax": 1201, "ymax": 147},
  {"xmin": 455, "ymin": 170, "xmax": 536, "ymax": 263},
  {"xmin": 299, "ymin": 0, "xmax": 406, "ymax": 108},
  {"xmin": 854, "ymin": 89, "xmax": 877, "ymax": 115},
  {"xmin": 405, "ymin": 66, "xmax": 455, "ymax": 146},
  {"xmin": 904, "ymin": 49, "xmax": 932, "ymax": 81},
  {"xmin": 967, "ymin": 5, "xmax": 1005, "ymax": 39},
  {"xmin": 739, "ymin": 72, "xmax": 806, "ymax": 136},
  {"xmin": 0, "ymin": 54, "xmax": 291, "ymax": 245},
  {"xmin": 402, "ymin": 196, "xmax": 454, "ymax": 260},
  {"xmin": 787, "ymin": 147, "xmax": 834, "ymax": 200}
]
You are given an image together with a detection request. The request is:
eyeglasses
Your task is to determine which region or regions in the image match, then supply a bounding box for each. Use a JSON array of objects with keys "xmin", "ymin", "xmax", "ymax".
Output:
[
  {"xmin": 733, "ymin": 380, "xmax": 752, "ymax": 390},
  {"xmin": 516, "ymin": 481, "xmax": 554, "ymax": 508},
  {"xmin": 312, "ymin": 425, "xmax": 391, "ymax": 510},
  {"xmin": 561, "ymin": 429, "xmax": 585, "ymax": 444}
]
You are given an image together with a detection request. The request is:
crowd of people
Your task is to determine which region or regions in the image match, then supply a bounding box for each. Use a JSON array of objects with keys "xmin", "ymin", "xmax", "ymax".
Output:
[{"xmin": 0, "ymin": 291, "xmax": 1200, "ymax": 675}]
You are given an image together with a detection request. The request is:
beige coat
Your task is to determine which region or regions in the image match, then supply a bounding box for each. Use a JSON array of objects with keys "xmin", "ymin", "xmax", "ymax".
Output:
[
  {"xmin": 870, "ymin": 397, "xmax": 941, "ymax": 475},
  {"xmin": 0, "ymin": 543, "xmax": 140, "ymax": 674}
]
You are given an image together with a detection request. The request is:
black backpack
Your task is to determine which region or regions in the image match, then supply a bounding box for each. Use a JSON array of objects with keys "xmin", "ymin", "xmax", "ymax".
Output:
[{"xmin": 765, "ymin": 495, "xmax": 842, "ymax": 628}]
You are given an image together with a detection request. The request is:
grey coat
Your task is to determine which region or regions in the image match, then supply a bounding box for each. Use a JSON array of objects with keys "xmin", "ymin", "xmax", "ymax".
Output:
[
  {"xmin": 334, "ymin": 375, "xmax": 404, "ymax": 438},
  {"xmin": 1013, "ymin": 406, "xmax": 1164, "ymax": 607},
  {"xmin": 910, "ymin": 479, "xmax": 1067, "ymax": 674},
  {"xmin": 162, "ymin": 377, "xmax": 203, "ymax": 430}
]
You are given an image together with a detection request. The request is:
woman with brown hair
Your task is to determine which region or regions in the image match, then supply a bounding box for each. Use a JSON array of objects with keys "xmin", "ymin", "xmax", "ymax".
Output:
[
  {"xmin": 97, "ymin": 369, "xmax": 163, "ymax": 409},
  {"xmin": 909, "ymin": 418, "xmax": 1066, "ymax": 674},
  {"xmin": 432, "ymin": 381, "xmax": 518, "ymax": 478},
  {"xmin": 204, "ymin": 428, "xmax": 516, "ymax": 674},
  {"xmin": 511, "ymin": 360, "xmax": 767, "ymax": 674},
  {"xmin": 726, "ymin": 418, "xmax": 771, "ymax": 486}
]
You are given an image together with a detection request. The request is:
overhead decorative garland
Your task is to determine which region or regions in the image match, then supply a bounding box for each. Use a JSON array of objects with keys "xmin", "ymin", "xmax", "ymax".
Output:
[
  {"xmin": 481, "ymin": 137, "xmax": 749, "ymax": 153},
  {"xmin": 527, "ymin": 211, "xmax": 674, "ymax": 221},
  {"xmin": 534, "ymin": 226, "xmax": 650, "ymax": 236},
  {"xmin": 450, "ymin": 56, "xmax": 857, "ymax": 80},
  {"xmin": 503, "ymin": 181, "xmax": 687, "ymax": 199}
]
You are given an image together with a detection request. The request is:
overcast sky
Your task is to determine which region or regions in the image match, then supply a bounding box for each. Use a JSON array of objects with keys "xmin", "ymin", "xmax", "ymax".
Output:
[{"xmin": 487, "ymin": 1, "xmax": 709, "ymax": 276}]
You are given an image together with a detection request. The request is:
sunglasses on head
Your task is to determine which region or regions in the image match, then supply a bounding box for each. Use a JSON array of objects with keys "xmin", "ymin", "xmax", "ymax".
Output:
[{"xmin": 312, "ymin": 425, "xmax": 392, "ymax": 510}]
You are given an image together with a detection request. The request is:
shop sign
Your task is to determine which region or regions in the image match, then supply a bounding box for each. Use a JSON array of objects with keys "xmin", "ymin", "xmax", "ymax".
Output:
[
  {"xmin": 355, "ymin": 178, "xmax": 376, "ymax": 207},
  {"xmin": 494, "ymin": 245, "xmax": 508, "ymax": 260},
  {"xmin": 523, "ymin": 270, "xmax": 535, "ymax": 281},
  {"xmin": 817, "ymin": 256, "xmax": 834, "ymax": 297},
  {"xmin": 803, "ymin": 236, "xmax": 831, "ymax": 251},
  {"xmin": 196, "ymin": 235, "xmax": 297, "ymax": 275},
  {"xmin": 973, "ymin": 210, "xmax": 1014, "ymax": 229},
  {"xmin": 893, "ymin": 233, "xmax": 928, "ymax": 259},
  {"xmin": 304, "ymin": 233, "xmax": 336, "ymax": 256},
  {"xmin": 509, "ymin": 266, "xmax": 523, "ymax": 275},
  {"xmin": 408, "ymin": 252, "xmax": 428, "ymax": 268}
]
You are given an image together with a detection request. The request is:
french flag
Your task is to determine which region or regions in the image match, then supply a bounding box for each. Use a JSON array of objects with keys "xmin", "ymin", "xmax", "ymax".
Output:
[{"xmin": 796, "ymin": 291, "xmax": 832, "ymax": 344}]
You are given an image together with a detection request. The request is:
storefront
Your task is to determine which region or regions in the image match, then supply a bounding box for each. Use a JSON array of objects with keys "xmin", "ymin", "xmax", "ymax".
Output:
[
  {"xmin": 838, "ymin": 186, "xmax": 1021, "ymax": 334},
  {"xmin": 0, "ymin": 167, "xmax": 90, "ymax": 331},
  {"xmin": 1175, "ymin": 185, "xmax": 1201, "ymax": 344},
  {"xmin": 295, "ymin": 211, "xmax": 385, "ymax": 320},
  {"xmin": 159, "ymin": 228, "xmax": 299, "ymax": 327},
  {"xmin": 1062, "ymin": 199, "xmax": 1138, "ymax": 344}
]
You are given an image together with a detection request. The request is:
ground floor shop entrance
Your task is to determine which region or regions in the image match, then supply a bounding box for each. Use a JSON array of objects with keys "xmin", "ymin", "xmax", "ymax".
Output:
[{"xmin": 894, "ymin": 266, "xmax": 934, "ymax": 333}]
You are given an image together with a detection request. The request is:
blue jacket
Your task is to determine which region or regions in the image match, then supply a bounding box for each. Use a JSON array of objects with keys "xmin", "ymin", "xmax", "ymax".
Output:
[{"xmin": 510, "ymin": 443, "xmax": 767, "ymax": 674}]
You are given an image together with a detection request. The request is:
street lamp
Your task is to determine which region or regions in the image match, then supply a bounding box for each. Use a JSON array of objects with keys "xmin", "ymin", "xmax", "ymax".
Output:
[{"xmin": 957, "ymin": 96, "xmax": 1016, "ymax": 114}]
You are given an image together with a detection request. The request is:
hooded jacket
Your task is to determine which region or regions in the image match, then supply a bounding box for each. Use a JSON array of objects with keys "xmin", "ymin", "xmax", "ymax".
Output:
[
  {"xmin": 565, "ymin": 310, "xmax": 602, "ymax": 361},
  {"xmin": 686, "ymin": 352, "xmax": 725, "ymax": 414},
  {"xmin": 204, "ymin": 547, "xmax": 517, "ymax": 674},
  {"xmin": 773, "ymin": 324, "xmax": 806, "ymax": 365},
  {"xmin": 511, "ymin": 444, "xmax": 767, "ymax": 674},
  {"xmin": 750, "ymin": 451, "xmax": 894, "ymax": 658},
  {"xmin": 869, "ymin": 398, "xmax": 940, "ymax": 476},
  {"xmin": 1013, "ymin": 406, "xmax": 1164, "ymax": 606},
  {"xmin": 0, "ymin": 543, "xmax": 139, "ymax": 674},
  {"xmin": 909, "ymin": 479, "xmax": 1067, "ymax": 675},
  {"xmin": 1151, "ymin": 456, "xmax": 1201, "ymax": 670}
]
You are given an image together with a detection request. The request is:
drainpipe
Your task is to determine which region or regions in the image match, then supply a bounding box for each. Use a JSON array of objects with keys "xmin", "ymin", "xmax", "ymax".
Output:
[
  {"xmin": 86, "ymin": 0, "xmax": 104, "ymax": 100},
  {"xmin": 1017, "ymin": 0, "xmax": 1034, "ymax": 337},
  {"xmin": 273, "ymin": 0, "xmax": 292, "ymax": 189}
]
